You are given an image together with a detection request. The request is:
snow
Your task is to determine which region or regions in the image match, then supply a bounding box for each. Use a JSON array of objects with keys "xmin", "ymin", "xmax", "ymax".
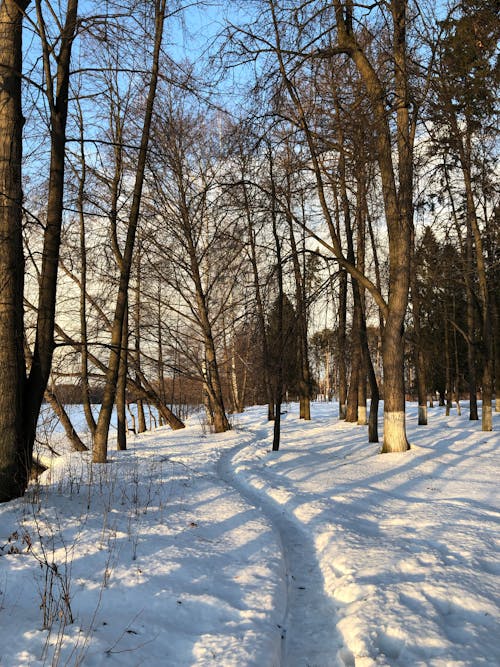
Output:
[{"xmin": 0, "ymin": 402, "xmax": 498, "ymax": 666}]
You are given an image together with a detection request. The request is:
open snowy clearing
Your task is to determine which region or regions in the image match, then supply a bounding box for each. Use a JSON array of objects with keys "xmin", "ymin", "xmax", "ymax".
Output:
[{"xmin": 0, "ymin": 402, "xmax": 498, "ymax": 666}]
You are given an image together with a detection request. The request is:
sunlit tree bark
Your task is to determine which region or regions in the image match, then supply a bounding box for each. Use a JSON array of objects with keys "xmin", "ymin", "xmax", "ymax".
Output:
[{"xmin": 0, "ymin": 0, "xmax": 30, "ymax": 500}]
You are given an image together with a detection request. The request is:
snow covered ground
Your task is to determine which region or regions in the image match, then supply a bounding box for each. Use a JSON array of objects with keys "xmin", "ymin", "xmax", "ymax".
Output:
[{"xmin": 0, "ymin": 402, "xmax": 498, "ymax": 666}]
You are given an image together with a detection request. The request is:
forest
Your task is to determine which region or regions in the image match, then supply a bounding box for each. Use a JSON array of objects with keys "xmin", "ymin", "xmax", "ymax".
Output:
[{"xmin": 0, "ymin": 0, "xmax": 498, "ymax": 502}]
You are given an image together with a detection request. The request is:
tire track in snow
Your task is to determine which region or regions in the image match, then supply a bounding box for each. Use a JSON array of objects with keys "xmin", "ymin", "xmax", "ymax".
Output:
[{"xmin": 218, "ymin": 441, "xmax": 348, "ymax": 667}]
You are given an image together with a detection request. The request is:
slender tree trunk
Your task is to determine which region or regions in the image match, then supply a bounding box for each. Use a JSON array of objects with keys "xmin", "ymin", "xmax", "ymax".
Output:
[
  {"xmin": 366, "ymin": 342, "xmax": 380, "ymax": 442},
  {"xmin": 357, "ymin": 346, "xmax": 368, "ymax": 425},
  {"xmin": 116, "ymin": 306, "xmax": 128, "ymax": 451},
  {"xmin": 157, "ymin": 285, "xmax": 166, "ymax": 422},
  {"xmin": 346, "ymin": 303, "xmax": 360, "ymax": 423},
  {"xmin": 269, "ymin": 147, "xmax": 284, "ymax": 451},
  {"xmin": 444, "ymin": 156, "xmax": 478, "ymax": 420},
  {"xmin": 367, "ymin": 211, "xmax": 385, "ymax": 396},
  {"xmin": 271, "ymin": 239, "xmax": 284, "ymax": 448},
  {"xmin": 450, "ymin": 108, "xmax": 493, "ymax": 430},
  {"xmin": 134, "ymin": 243, "xmax": 146, "ymax": 433},
  {"xmin": 76, "ymin": 115, "xmax": 97, "ymax": 436},
  {"xmin": 45, "ymin": 387, "xmax": 88, "ymax": 452},
  {"xmin": 338, "ymin": 269, "xmax": 348, "ymax": 419},
  {"xmin": 48, "ymin": 313, "xmax": 184, "ymax": 431},
  {"xmin": 242, "ymin": 180, "xmax": 275, "ymax": 419},
  {"xmin": 337, "ymin": 121, "xmax": 360, "ymax": 425},
  {"xmin": 465, "ymin": 225, "xmax": 479, "ymax": 420},
  {"xmin": 411, "ymin": 271, "xmax": 428, "ymax": 425},
  {"xmin": 453, "ymin": 300, "xmax": 462, "ymax": 415},
  {"xmin": 494, "ymin": 282, "xmax": 500, "ymax": 413},
  {"xmin": 464, "ymin": 175, "xmax": 493, "ymax": 430},
  {"xmin": 0, "ymin": 0, "xmax": 30, "ymax": 501},
  {"xmin": 23, "ymin": 0, "xmax": 79, "ymax": 482},
  {"xmin": 188, "ymin": 242, "xmax": 230, "ymax": 433},
  {"xmin": 444, "ymin": 302, "xmax": 452, "ymax": 417},
  {"xmin": 93, "ymin": 0, "xmax": 167, "ymax": 462},
  {"xmin": 380, "ymin": 0, "xmax": 412, "ymax": 453},
  {"xmin": 285, "ymin": 172, "xmax": 311, "ymax": 420},
  {"xmin": 356, "ymin": 172, "xmax": 368, "ymax": 426}
]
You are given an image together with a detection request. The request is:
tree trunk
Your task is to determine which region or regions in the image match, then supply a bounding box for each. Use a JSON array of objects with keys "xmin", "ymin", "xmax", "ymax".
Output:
[
  {"xmin": 346, "ymin": 312, "xmax": 360, "ymax": 423},
  {"xmin": 45, "ymin": 388, "xmax": 88, "ymax": 452},
  {"xmin": 285, "ymin": 172, "xmax": 311, "ymax": 420},
  {"xmin": 134, "ymin": 243, "xmax": 147, "ymax": 433},
  {"xmin": 466, "ymin": 226, "xmax": 479, "ymax": 421},
  {"xmin": 272, "ymin": 394, "xmax": 282, "ymax": 451},
  {"xmin": 453, "ymin": 302, "xmax": 462, "ymax": 415},
  {"xmin": 243, "ymin": 180, "xmax": 275, "ymax": 419},
  {"xmin": 0, "ymin": 0, "xmax": 30, "ymax": 501},
  {"xmin": 269, "ymin": 0, "xmax": 413, "ymax": 452},
  {"xmin": 23, "ymin": 0, "xmax": 78, "ymax": 491},
  {"xmin": 355, "ymin": 171, "xmax": 368, "ymax": 427},
  {"xmin": 444, "ymin": 303, "xmax": 452, "ymax": 417},
  {"xmin": 494, "ymin": 283, "xmax": 500, "ymax": 413},
  {"xmin": 464, "ymin": 175, "xmax": 493, "ymax": 430},
  {"xmin": 75, "ymin": 113, "xmax": 97, "ymax": 436},
  {"xmin": 343, "ymin": 0, "xmax": 412, "ymax": 452},
  {"xmin": 93, "ymin": 0, "xmax": 167, "ymax": 462},
  {"xmin": 366, "ymin": 343, "xmax": 380, "ymax": 443},
  {"xmin": 271, "ymin": 150, "xmax": 284, "ymax": 451},
  {"xmin": 116, "ymin": 307, "xmax": 128, "ymax": 451},
  {"xmin": 338, "ymin": 269, "xmax": 348, "ymax": 419},
  {"xmin": 381, "ymin": 316, "xmax": 410, "ymax": 452},
  {"xmin": 411, "ymin": 272, "xmax": 428, "ymax": 425},
  {"xmin": 191, "ymin": 262, "xmax": 230, "ymax": 433}
]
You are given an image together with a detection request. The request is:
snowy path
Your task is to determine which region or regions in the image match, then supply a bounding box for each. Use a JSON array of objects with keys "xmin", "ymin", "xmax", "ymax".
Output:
[
  {"xmin": 226, "ymin": 405, "xmax": 500, "ymax": 667},
  {"xmin": 1, "ymin": 402, "xmax": 498, "ymax": 666},
  {"xmin": 219, "ymin": 438, "xmax": 347, "ymax": 667}
]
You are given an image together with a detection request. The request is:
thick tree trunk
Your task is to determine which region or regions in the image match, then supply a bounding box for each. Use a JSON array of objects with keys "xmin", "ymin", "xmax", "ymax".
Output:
[
  {"xmin": 381, "ymin": 316, "xmax": 410, "ymax": 452},
  {"xmin": 270, "ymin": 0, "xmax": 413, "ymax": 452},
  {"xmin": 0, "ymin": 0, "xmax": 29, "ymax": 501},
  {"xmin": 137, "ymin": 400, "xmax": 147, "ymax": 433},
  {"xmin": 345, "ymin": 0, "xmax": 411, "ymax": 452}
]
